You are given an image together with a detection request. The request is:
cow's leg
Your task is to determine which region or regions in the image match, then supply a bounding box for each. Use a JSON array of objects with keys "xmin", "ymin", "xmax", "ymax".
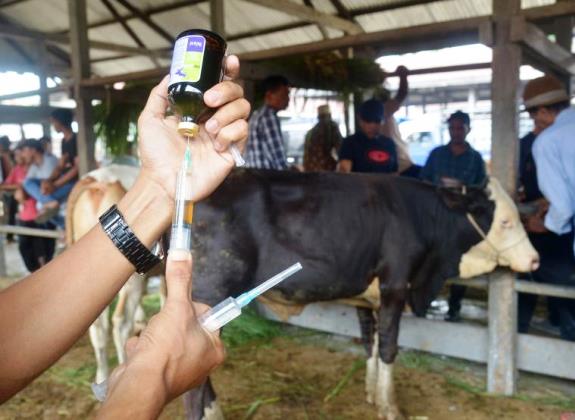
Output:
[
  {"xmin": 357, "ymin": 307, "xmax": 378, "ymax": 404},
  {"xmin": 89, "ymin": 307, "xmax": 110, "ymax": 384},
  {"xmin": 183, "ymin": 378, "xmax": 223, "ymax": 420},
  {"xmin": 112, "ymin": 273, "xmax": 145, "ymax": 364},
  {"xmin": 375, "ymin": 286, "xmax": 406, "ymax": 420}
]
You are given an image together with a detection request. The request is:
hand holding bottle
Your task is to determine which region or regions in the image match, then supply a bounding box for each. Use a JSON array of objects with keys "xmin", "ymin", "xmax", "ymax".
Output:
[{"xmin": 137, "ymin": 54, "xmax": 250, "ymax": 204}]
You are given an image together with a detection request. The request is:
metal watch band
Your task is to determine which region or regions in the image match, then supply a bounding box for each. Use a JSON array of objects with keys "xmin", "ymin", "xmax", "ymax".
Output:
[{"xmin": 99, "ymin": 204, "xmax": 162, "ymax": 274}]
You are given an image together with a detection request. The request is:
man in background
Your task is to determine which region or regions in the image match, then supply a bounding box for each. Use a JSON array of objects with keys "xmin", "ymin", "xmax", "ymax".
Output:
[
  {"xmin": 23, "ymin": 109, "xmax": 78, "ymax": 224},
  {"xmin": 420, "ymin": 110, "xmax": 486, "ymax": 322},
  {"xmin": 245, "ymin": 75, "xmax": 290, "ymax": 170},
  {"xmin": 338, "ymin": 99, "xmax": 398, "ymax": 174},
  {"xmin": 520, "ymin": 74, "xmax": 575, "ymax": 341},
  {"xmin": 303, "ymin": 105, "xmax": 342, "ymax": 172}
]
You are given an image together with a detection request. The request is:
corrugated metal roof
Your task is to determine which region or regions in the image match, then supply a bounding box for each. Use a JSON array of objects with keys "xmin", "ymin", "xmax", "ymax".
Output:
[{"xmin": 0, "ymin": 0, "xmax": 563, "ymax": 79}]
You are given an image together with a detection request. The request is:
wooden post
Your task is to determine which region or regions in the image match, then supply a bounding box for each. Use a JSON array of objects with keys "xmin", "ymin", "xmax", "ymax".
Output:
[
  {"xmin": 210, "ymin": 0, "xmax": 225, "ymax": 36},
  {"xmin": 38, "ymin": 42, "xmax": 51, "ymax": 137},
  {"xmin": 68, "ymin": 0, "xmax": 96, "ymax": 174},
  {"xmin": 488, "ymin": 0, "xmax": 521, "ymax": 396},
  {"xmin": 554, "ymin": 0, "xmax": 573, "ymax": 93}
]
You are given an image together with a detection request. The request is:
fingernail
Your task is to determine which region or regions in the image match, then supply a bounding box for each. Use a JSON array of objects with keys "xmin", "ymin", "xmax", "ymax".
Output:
[
  {"xmin": 168, "ymin": 249, "xmax": 192, "ymax": 261},
  {"xmin": 205, "ymin": 118, "xmax": 219, "ymax": 133},
  {"xmin": 204, "ymin": 90, "xmax": 221, "ymax": 105}
]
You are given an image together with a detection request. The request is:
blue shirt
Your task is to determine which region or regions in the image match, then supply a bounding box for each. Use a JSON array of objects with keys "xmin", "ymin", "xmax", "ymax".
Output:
[
  {"xmin": 533, "ymin": 107, "xmax": 575, "ymax": 256},
  {"xmin": 339, "ymin": 132, "xmax": 398, "ymax": 173},
  {"xmin": 245, "ymin": 105, "xmax": 288, "ymax": 170},
  {"xmin": 420, "ymin": 142, "xmax": 486, "ymax": 186}
]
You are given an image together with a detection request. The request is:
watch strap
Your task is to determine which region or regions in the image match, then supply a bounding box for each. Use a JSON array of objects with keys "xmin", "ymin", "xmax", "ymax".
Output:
[{"xmin": 99, "ymin": 204, "xmax": 161, "ymax": 274}]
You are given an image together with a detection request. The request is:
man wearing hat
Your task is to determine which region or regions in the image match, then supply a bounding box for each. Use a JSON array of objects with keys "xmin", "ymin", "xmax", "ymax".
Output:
[
  {"xmin": 303, "ymin": 105, "xmax": 342, "ymax": 172},
  {"xmin": 337, "ymin": 99, "xmax": 398, "ymax": 174},
  {"xmin": 519, "ymin": 74, "xmax": 575, "ymax": 340}
]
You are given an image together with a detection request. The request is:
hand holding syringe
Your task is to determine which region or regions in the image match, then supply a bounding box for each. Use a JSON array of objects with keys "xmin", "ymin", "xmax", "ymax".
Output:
[{"xmin": 92, "ymin": 262, "xmax": 302, "ymax": 402}]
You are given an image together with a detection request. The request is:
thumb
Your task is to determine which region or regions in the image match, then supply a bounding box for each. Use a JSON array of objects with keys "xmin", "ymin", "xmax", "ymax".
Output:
[{"xmin": 166, "ymin": 249, "xmax": 193, "ymax": 303}]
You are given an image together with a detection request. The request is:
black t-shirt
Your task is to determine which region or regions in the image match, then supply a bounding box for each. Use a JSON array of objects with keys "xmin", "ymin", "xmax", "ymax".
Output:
[
  {"xmin": 339, "ymin": 131, "xmax": 398, "ymax": 173},
  {"xmin": 518, "ymin": 131, "xmax": 542, "ymax": 202},
  {"xmin": 61, "ymin": 133, "xmax": 78, "ymax": 179}
]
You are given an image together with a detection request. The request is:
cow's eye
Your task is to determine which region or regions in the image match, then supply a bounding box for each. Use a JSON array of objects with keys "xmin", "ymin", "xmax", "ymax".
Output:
[{"xmin": 501, "ymin": 219, "xmax": 511, "ymax": 228}]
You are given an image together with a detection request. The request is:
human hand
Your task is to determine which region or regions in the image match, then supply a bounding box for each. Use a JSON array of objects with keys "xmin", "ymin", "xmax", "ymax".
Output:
[
  {"xmin": 14, "ymin": 188, "xmax": 26, "ymax": 203},
  {"xmin": 396, "ymin": 65, "xmax": 409, "ymax": 77},
  {"xmin": 137, "ymin": 55, "xmax": 250, "ymax": 202},
  {"xmin": 41, "ymin": 180, "xmax": 55, "ymax": 195},
  {"xmin": 103, "ymin": 250, "xmax": 225, "ymax": 411},
  {"xmin": 524, "ymin": 213, "xmax": 548, "ymax": 233}
]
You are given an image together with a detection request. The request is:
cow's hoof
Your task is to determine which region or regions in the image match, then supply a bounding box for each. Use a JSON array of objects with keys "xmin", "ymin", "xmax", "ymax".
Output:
[
  {"xmin": 377, "ymin": 405, "xmax": 404, "ymax": 420},
  {"xmin": 366, "ymin": 393, "xmax": 375, "ymax": 405}
]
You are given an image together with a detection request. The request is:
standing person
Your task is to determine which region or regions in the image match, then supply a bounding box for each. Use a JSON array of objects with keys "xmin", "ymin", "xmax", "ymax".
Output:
[
  {"xmin": 521, "ymin": 74, "xmax": 575, "ymax": 340},
  {"xmin": 337, "ymin": 99, "xmax": 398, "ymax": 174},
  {"xmin": 303, "ymin": 105, "xmax": 342, "ymax": 171},
  {"xmin": 22, "ymin": 109, "xmax": 78, "ymax": 224},
  {"xmin": 16, "ymin": 140, "xmax": 58, "ymax": 271},
  {"xmin": 245, "ymin": 75, "xmax": 290, "ymax": 169},
  {"xmin": 0, "ymin": 136, "xmax": 16, "ymax": 241},
  {"xmin": 420, "ymin": 110, "xmax": 487, "ymax": 322},
  {"xmin": 0, "ymin": 136, "xmax": 13, "ymax": 182}
]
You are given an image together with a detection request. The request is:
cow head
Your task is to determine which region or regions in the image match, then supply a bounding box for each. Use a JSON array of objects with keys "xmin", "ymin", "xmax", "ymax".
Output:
[{"xmin": 457, "ymin": 177, "xmax": 539, "ymax": 278}]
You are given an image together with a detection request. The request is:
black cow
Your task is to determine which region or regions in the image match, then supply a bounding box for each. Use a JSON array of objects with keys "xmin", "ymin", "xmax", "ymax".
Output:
[{"xmin": 186, "ymin": 169, "xmax": 539, "ymax": 420}]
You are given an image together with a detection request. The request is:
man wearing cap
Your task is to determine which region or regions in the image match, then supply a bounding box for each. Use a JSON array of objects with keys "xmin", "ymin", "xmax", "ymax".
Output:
[
  {"xmin": 337, "ymin": 99, "xmax": 398, "ymax": 174},
  {"xmin": 519, "ymin": 74, "xmax": 575, "ymax": 340},
  {"xmin": 420, "ymin": 110, "xmax": 486, "ymax": 322},
  {"xmin": 303, "ymin": 105, "xmax": 342, "ymax": 172},
  {"xmin": 245, "ymin": 75, "xmax": 290, "ymax": 170}
]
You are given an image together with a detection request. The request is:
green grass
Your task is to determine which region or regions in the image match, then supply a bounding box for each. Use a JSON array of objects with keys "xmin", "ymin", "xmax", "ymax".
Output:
[
  {"xmin": 397, "ymin": 350, "xmax": 435, "ymax": 371},
  {"xmin": 221, "ymin": 307, "xmax": 284, "ymax": 348},
  {"xmin": 142, "ymin": 293, "xmax": 162, "ymax": 318}
]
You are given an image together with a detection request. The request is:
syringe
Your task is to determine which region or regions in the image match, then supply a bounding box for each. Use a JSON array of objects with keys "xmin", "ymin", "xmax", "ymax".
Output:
[
  {"xmin": 169, "ymin": 142, "xmax": 194, "ymax": 253},
  {"xmin": 229, "ymin": 144, "xmax": 245, "ymax": 167},
  {"xmin": 91, "ymin": 262, "xmax": 303, "ymax": 402},
  {"xmin": 199, "ymin": 262, "xmax": 302, "ymax": 331}
]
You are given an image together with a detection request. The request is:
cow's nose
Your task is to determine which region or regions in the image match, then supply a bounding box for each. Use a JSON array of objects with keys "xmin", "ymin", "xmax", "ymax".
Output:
[{"xmin": 530, "ymin": 256, "xmax": 540, "ymax": 272}]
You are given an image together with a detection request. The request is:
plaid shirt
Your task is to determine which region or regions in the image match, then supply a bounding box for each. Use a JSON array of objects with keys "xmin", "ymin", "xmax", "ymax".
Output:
[
  {"xmin": 420, "ymin": 142, "xmax": 486, "ymax": 186},
  {"xmin": 245, "ymin": 105, "xmax": 288, "ymax": 170}
]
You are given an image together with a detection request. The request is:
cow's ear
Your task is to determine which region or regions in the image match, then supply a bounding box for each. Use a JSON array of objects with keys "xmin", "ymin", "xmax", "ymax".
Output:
[{"xmin": 438, "ymin": 187, "xmax": 468, "ymax": 211}]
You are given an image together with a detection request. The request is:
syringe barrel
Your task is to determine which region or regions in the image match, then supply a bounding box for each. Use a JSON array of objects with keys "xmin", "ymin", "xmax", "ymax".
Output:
[{"xmin": 198, "ymin": 297, "xmax": 242, "ymax": 332}]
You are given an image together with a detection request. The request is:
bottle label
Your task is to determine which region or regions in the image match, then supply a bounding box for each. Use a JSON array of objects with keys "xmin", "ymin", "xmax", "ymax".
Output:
[{"xmin": 169, "ymin": 35, "xmax": 206, "ymax": 85}]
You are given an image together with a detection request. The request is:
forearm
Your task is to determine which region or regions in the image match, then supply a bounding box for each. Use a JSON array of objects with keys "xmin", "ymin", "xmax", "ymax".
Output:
[
  {"xmin": 0, "ymin": 175, "xmax": 172, "ymax": 401},
  {"xmin": 395, "ymin": 74, "xmax": 408, "ymax": 104},
  {"xmin": 53, "ymin": 166, "xmax": 79, "ymax": 187}
]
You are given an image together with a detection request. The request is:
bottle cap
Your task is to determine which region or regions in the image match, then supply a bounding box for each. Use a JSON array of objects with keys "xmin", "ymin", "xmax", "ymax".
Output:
[{"xmin": 178, "ymin": 121, "xmax": 199, "ymax": 137}]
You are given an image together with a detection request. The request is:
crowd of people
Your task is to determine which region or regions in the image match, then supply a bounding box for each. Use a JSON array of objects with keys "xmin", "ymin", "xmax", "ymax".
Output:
[
  {"xmin": 243, "ymin": 71, "xmax": 575, "ymax": 339},
  {"xmin": 0, "ymin": 109, "xmax": 78, "ymax": 273}
]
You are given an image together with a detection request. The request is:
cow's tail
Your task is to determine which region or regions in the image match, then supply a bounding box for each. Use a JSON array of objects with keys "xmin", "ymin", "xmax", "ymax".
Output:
[{"xmin": 65, "ymin": 176, "xmax": 96, "ymax": 246}]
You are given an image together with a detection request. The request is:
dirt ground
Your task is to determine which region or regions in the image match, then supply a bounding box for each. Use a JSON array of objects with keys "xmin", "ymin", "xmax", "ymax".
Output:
[
  {"xmin": 1, "ymin": 246, "xmax": 574, "ymax": 420},
  {"xmin": 1, "ymin": 322, "xmax": 574, "ymax": 419}
]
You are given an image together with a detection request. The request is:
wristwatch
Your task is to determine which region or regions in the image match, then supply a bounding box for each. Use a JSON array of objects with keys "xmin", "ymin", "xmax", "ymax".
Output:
[{"xmin": 99, "ymin": 204, "xmax": 162, "ymax": 274}]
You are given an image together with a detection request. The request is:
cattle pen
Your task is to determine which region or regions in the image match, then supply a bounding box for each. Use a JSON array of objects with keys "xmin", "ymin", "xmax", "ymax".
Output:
[{"xmin": 1, "ymin": 0, "xmax": 575, "ymax": 416}]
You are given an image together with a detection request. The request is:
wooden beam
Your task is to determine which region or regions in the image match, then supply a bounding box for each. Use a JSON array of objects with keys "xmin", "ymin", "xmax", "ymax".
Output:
[
  {"xmin": 510, "ymin": 17, "xmax": 575, "ymax": 75},
  {"xmin": 0, "ymin": 0, "xmax": 30, "ymax": 8},
  {"xmin": 329, "ymin": 0, "xmax": 352, "ymax": 20},
  {"xmin": 114, "ymin": 0, "xmax": 174, "ymax": 44},
  {"xmin": 523, "ymin": 1, "xmax": 575, "ymax": 21},
  {"xmin": 210, "ymin": 0, "xmax": 225, "ymax": 37},
  {"xmin": 68, "ymin": 0, "xmax": 96, "ymax": 175},
  {"xmin": 243, "ymin": 0, "xmax": 363, "ymax": 35},
  {"xmin": 488, "ymin": 0, "xmax": 521, "ymax": 397},
  {"xmin": 349, "ymin": 0, "xmax": 439, "ymax": 17},
  {"xmin": 239, "ymin": 16, "xmax": 487, "ymax": 61},
  {"xmin": 303, "ymin": 0, "xmax": 329, "ymax": 39},
  {"xmin": 0, "ymin": 23, "xmax": 167, "ymax": 58},
  {"xmin": 100, "ymin": 0, "xmax": 160, "ymax": 68},
  {"xmin": 0, "ymin": 104, "xmax": 56, "ymax": 123}
]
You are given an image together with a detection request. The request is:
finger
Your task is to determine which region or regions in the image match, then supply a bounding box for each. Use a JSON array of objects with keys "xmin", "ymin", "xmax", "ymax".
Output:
[
  {"xmin": 140, "ymin": 75, "xmax": 170, "ymax": 120},
  {"xmin": 203, "ymin": 80, "xmax": 244, "ymax": 109},
  {"xmin": 166, "ymin": 249, "xmax": 193, "ymax": 303},
  {"xmin": 214, "ymin": 119, "xmax": 248, "ymax": 153},
  {"xmin": 205, "ymin": 97, "xmax": 250, "ymax": 139},
  {"xmin": 223, "ymin": 55, "xmax": 240, "ymax": 80}
]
